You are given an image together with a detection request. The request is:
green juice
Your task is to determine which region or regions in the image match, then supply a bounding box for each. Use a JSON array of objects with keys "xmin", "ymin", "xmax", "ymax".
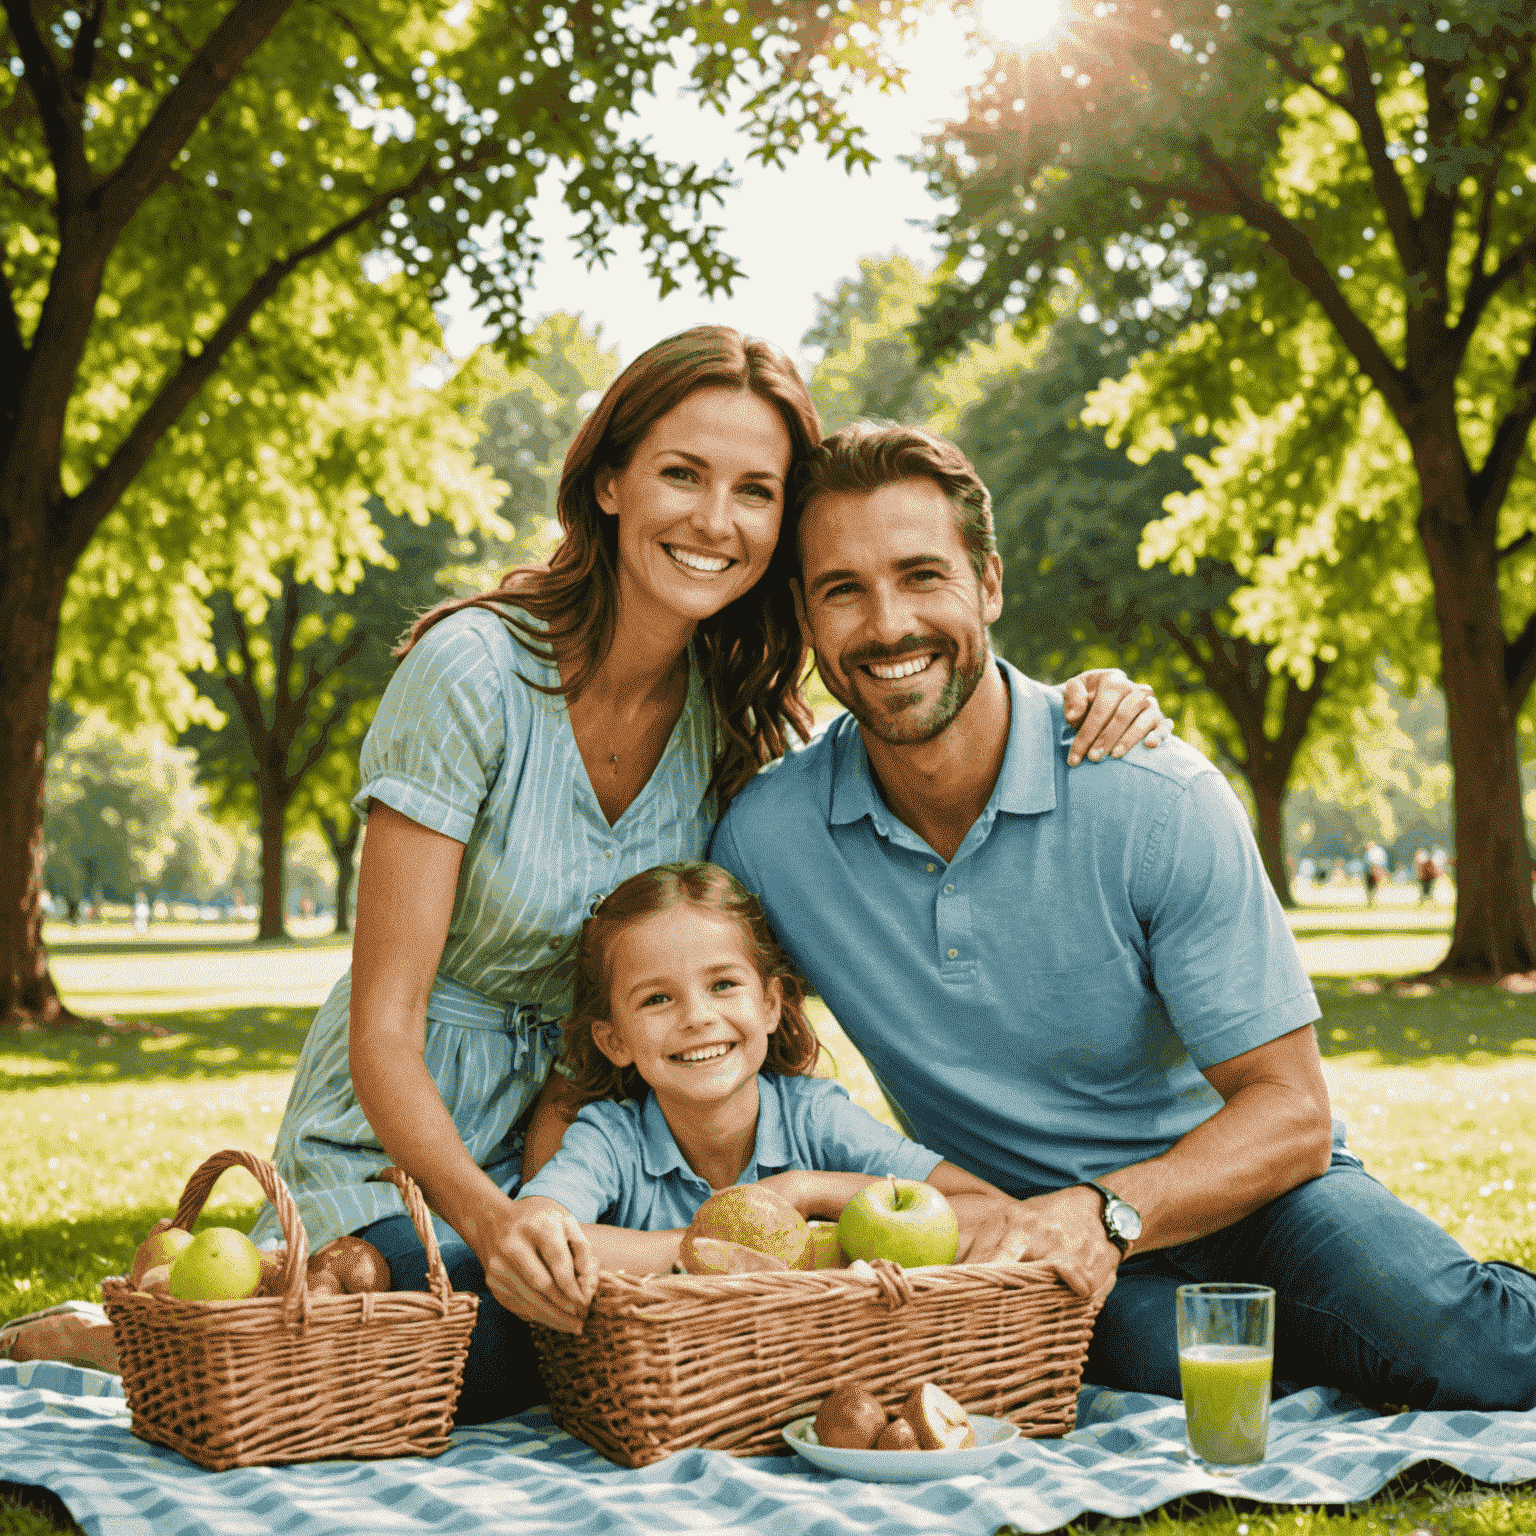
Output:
[{"xmin": 1179, "ymin": 1344, "xmax": 1272, "ymax": 1465}]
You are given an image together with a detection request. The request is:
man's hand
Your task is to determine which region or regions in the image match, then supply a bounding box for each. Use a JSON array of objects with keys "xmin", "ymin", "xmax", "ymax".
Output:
[
  {"xmin": 960, "ymin": 1185, "xmax": 1121, "ymax": 1300},
  {"xmin": 478, "ymin": 1196, "xmax": 599, "ymax": 1334},
  {"xmin": 1061, "ymin": 668, "xmax": 1172, "ymax": 767}
]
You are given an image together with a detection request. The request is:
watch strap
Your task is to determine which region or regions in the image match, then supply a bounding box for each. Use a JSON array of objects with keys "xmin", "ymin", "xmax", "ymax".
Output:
[{"xmin": 1082, "ymin": 1180, "xmax": 1136, "ymax": 1255}]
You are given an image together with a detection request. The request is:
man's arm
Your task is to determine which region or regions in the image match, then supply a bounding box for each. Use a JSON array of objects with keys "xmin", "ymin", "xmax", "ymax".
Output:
[{"xmin": 1000, "ymin": 1024, "xmax": 1334, "ymax": 1297}]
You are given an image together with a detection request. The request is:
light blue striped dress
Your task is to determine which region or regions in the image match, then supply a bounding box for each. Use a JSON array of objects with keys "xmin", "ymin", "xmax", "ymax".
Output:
[{"xmin": 249, "ymin": 606, "xmax": 718, "ymax": 1252}]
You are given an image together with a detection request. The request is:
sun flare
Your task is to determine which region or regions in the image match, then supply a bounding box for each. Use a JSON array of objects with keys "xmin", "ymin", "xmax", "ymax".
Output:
[{"xmin": 975, "ymin": 0, "xmax": 1063, "ymax": 53}]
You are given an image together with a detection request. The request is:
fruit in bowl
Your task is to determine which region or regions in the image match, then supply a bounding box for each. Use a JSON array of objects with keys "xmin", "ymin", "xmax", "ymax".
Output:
[
  {"xmin": 837, "ymin": 1176, "xmax": 959, "ymax": 1268},
  {"xmin": 813, "ymin": 1383, "xmax": 887, "ymax": 1449},
  {"xmin": 899, "ymin": 1382, "xmax": 974, "ymax": 1450},
  {"xmin": 808, "ymin": 1380, "xmax": 974, "ymax": 1452}
]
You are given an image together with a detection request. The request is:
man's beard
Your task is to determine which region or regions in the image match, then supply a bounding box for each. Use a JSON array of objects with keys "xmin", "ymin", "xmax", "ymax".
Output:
[{"xmin": 829, "ymin": 633, "xmax": 991, "ymax": 747}]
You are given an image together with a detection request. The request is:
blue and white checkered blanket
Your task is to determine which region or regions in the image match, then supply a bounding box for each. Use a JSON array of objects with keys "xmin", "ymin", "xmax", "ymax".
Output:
[{"xmin": 4, "ymin": 1362, "xmax": 1534, "ymax": 1536}]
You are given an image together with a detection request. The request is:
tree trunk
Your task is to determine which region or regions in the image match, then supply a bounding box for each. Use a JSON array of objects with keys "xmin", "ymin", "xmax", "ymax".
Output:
[
  {"xmin": 257, "ymin": 780, "xmax": 289, "ymax": 943},
  {"xmin": 1419, "ymin": 494, "xmax": 1536, "ymax": 978},
  {"xmin": 0, "ymin": 544, "xmax": 85, "ymax": 1027},
  {"xmin": 325, "ymin": 814, "xmax": 360, "ymax": 936},
  {"xmin": 1247, "ymin": 756, "xmax": 1293, "ymax": 909}
]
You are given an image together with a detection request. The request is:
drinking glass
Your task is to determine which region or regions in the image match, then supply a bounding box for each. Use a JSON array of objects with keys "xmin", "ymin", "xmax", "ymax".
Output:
[{"xmin": 1175, "ymin": 1283, "xmax": 1275, "ymax": 1471}]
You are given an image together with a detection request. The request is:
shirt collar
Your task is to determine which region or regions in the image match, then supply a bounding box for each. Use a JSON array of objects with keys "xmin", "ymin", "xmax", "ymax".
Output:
[
  {"xmin": 828, "ymin": 658, "xmax": 1058, "ymax": 831},
  {"xmin": 635, "ymin": 1074, "xmax": 794, "ymax": 1184}
]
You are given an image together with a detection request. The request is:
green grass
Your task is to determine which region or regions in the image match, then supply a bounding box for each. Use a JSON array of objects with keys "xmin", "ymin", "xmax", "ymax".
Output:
[{"xmin": 3, "ymin": 923, "xmax": 1535, "ymax": 1536}]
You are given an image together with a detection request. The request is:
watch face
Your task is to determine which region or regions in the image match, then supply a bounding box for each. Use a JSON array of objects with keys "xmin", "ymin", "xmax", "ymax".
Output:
[{"xmin": 1109, "ymin": 1202, "xmax": 1142, "ymax": 1241}]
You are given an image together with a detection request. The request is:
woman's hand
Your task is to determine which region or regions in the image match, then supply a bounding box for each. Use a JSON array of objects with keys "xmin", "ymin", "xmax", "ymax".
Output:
[
  {"xmin": 479, "ymin": 1196, "xmax": 599, "ymax": 1334},
  {"xmin": 1061, "ymin": 668, "xmax": 1172, "ymax": 767}
]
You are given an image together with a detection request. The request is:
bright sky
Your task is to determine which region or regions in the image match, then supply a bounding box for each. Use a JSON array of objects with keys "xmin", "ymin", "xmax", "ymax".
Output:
[{"xmin": 438, "ymin": 5, "xmax": 1057, "ymax": 370}]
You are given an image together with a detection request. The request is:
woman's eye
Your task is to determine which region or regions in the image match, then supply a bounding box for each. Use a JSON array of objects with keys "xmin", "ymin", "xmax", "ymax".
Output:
[
  {"xmin": 661, "ymin": 465, "xmax": 697, "ymax": 484},
  {"xmin": 738, "ymin": 482, "xmax": 775, "ymax": 503}
]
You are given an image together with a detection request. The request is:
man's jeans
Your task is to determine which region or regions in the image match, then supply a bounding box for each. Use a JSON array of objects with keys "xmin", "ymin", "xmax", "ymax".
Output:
[
  {"xmin": 1085, "ymin": 1151, "xmax": 1536, "ymax": 1410},
  {"xmin": 356, "ymin": 1213, "xmax": 548, "ymax": 1425}
]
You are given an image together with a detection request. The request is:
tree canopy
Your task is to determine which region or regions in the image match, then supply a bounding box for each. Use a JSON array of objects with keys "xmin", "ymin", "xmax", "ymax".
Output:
[
  {"xmin": 913, "ymin": 0, "xmax": 1536, "ymax": 977},
  {"xmin": 1, "ymin": 0, "xmax": 917, "ymax": 1025}
]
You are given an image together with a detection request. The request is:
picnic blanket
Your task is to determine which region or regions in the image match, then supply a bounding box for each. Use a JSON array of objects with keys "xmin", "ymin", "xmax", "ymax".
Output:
[{"xmin": 4, "ymin": 1360, "xmax": 1535, "ymax": 1536}]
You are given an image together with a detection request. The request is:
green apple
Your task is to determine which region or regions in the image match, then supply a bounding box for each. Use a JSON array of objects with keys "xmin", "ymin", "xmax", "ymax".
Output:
[
  {"xmin": 838, "ymin": 1177, "xmax": 958, "ymax": 1268},
  {"xmin": 167, "ymin": 1227, "xmax": 264, "ymax": 1301},
  {"xmin": 130, "ymin": 1223, "xmax": 195, "ymax": 1288}
]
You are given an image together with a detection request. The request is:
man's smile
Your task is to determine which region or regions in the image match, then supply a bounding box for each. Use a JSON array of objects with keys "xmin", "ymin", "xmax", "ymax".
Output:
[
  {"xmin": 864, "ymin": 655, "xmax": 936, "ymax": 682},
  {"xmin": 664, "ymin": 544, "xmax": 734, "ymax": 575}
]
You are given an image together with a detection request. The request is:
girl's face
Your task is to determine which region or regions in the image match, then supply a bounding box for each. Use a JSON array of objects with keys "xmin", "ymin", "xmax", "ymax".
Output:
[
  {"xmin": 595, "ymin": 386, "xmax": 792, "ymax": 630},
  {"xmin": 592, "ymin": 904, "xmax": 782, "ymax": 1111}
]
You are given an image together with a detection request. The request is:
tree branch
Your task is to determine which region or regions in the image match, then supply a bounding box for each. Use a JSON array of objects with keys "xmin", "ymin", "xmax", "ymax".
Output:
[
  {"xmin": 1192, "ymin": 138, "xmax": 1412, "ymax": 417},
  {"xmin": 0, "ymin": 261, "xmax": 25, "ymax": 421},
  {"xmin": 3, "ymin": 0, "xmax": 89, "ymax": 206},
  {"xmin": 71, "ymin": 0, "xmax": 108, "ymax": 90},
  {"xmin": 93, "ymin": 0, "xmax": 296, "ymax": 234},
  {"xmin": 1468, "ymin": 312, "xmax": 1536, "ymax": 526},
  {"xmin": 1501, "ymin": 529, "xmax": 1536, "ymax": 563},
  {"xmin": 1254, "ymin": 41, "xmax": 1348, "ymax": 111},
  {"xmin": 63, "ymin": 160, "xmax": 435, "ymax": 557},
  {"xmin": 221, "ymin": 602, "xmax": 273, "ymax": 758},
  {"xmin": 1337, "ymin": 33, "xmax": 1423, "ymax": 281}
]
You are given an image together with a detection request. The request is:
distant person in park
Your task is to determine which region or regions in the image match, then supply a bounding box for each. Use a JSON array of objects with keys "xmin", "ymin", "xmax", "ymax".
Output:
[
  {"xmin": 1363, "ymin": 843, "xmax": 1387, "ymax": 907},
  {"xmin": 1414, "ymin": 849, "xmax": 1439, "ymax": 905},
  {"xmin": 8, "ymin": 329, "xmax": 1141, "ymax": 1422},
  {"xmin": 701, "ymin": 421, "xmax": 1536, "ymax": 1411}
]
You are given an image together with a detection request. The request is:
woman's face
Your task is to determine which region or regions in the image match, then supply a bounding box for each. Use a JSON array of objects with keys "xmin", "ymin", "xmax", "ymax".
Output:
[{"xmin": 596, "ymin": 386, "xmax": 792, "ymax": 629}]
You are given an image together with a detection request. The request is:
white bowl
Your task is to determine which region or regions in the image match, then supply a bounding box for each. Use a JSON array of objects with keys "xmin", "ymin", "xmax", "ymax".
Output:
[{"xmin": 781, "ymin": 1413, "xmax": 1021, "ymax": 1482}]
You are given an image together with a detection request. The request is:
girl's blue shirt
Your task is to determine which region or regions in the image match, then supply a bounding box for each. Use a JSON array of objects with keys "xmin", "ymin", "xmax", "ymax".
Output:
[{"xmin": 517, "ymin": 1073, "xmax": 944, "ymax": 1230}]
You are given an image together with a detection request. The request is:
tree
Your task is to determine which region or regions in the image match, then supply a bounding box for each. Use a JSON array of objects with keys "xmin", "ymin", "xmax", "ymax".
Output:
[
  {"xmin": 2, "ymin": 0, "xmax": 909, "ymax": 1025},
  {"xmin": 181, "ymin": 505, "xmax": 466, "ymax": 942},
  {"xmin": 914, "ymin": 0, "xmax": 1536, "ymax": 978},
  {"xmin": 44, "ymin": 707, "xmax": 235, "ymax": 919}
]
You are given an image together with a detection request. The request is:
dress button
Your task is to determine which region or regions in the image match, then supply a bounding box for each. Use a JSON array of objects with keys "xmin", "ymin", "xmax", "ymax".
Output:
[
  {"xmin": 605, "ymin": 850, "xmax": 613, "ymax": 859},
  {"xmin": 947, "ymin": 948, "xmax": 958, "ymax": 959},
  {"xmin": 944, "ymin": 883, "xmax": 954, "ymax": 894},
  {"xmin": 925, "ymin": 863, "xmax": 936, "ymax": 873}
]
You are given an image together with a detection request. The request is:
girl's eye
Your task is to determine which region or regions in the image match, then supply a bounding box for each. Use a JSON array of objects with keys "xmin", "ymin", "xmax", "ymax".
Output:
[
  {"xmin": 711, "ymin": 978, "xmax": 739, "ymax": 993},
  {"xmin": 641, "ymin": 991, "xmax": 671, "ymax": 1007}
]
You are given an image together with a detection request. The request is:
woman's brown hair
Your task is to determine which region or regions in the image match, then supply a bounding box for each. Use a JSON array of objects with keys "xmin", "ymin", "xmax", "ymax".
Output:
[
  {"xmin": 559, "ymin": 861, "xmax": 819, "ymax": 1108},
  {"xmin": 402, "ymin": 326, "xmax": 820, "ymax": 806}
]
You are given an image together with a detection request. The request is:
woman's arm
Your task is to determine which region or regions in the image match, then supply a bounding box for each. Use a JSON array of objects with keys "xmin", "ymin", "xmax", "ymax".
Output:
[
  {"xmin": 349, "ymin": 802, "xmax": 594, "ymax": 1331},
  {"xmin": 1060, "ymin": 668, "xmax": 1172, "ymax": 767}
]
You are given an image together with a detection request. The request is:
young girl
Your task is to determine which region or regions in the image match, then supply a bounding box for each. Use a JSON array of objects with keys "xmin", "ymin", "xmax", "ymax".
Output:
[{"xmin": 506, "ymin": 861, "xmax": 1038, "ymax": 1321}]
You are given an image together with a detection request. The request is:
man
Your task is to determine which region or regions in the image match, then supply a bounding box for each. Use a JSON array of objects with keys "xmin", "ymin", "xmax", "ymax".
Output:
[{"xmin": 711, "ymin": 421, "xmax": 1536, "ymax": 1408}]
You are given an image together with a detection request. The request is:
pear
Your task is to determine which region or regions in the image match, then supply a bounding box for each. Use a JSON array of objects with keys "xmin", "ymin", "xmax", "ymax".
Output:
[
  {"xmin": 813, "ymin": 1383, "xmax": 887, "ymax": 1450},
  {"xmin": 898, "ymin": 1382, "xmax": 974, "ymax": 1451},
  {"xmin": 137, "ymin": 1264, "xmax": 172, "ymax": 1296},
  {"xmin": 683, "ymin": 1186, "xmax": 813, "ymax": 1270},
  {"xmin": 679, "ymin": 1236, "xmax": 792, "ymax": 1276},
  {"xmin": 130, "ymin": 1221, "xmax": 194, "ymax": 1288},
  {"xmin": 875, "ymin": 1416, "xmax": 922, "ymax": 1451}
]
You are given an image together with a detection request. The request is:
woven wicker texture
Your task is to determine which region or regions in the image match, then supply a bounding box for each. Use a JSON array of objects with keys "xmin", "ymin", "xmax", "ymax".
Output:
[
  {"xmin": 532, "ymin": 1257, "xmax": 1101, "ymax": 1467},
  {"xmin": 101, "ymin": 1150, "xmax": 477, "ymax": 1471}
]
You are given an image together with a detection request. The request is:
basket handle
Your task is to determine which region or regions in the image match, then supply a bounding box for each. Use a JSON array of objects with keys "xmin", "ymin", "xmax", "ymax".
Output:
[
  {"xmin": 170, "ymin": 1149, "xmax": 309, "ymax": 1320},
  {"xmin": 369, "ymin": 1166, "xmax": 453, "ymax": 1309}
]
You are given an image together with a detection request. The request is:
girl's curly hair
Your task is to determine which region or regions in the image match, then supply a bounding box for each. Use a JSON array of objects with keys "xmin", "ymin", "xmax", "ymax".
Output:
[{"xmin": 560, "ymin": 861, "xmax": 819, "ymax": 1107}]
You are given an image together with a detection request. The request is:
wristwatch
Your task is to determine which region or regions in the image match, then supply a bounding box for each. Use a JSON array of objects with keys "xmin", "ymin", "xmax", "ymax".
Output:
[{"xmin": 1081, "ymin": 1180, "xmax": 1142, "ymax": 1255}]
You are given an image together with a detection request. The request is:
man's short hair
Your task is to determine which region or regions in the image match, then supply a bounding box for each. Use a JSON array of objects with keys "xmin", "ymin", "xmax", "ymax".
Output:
[{"xmin": 793, "ymin": 421, "xmax": 996, "ymax": 582}]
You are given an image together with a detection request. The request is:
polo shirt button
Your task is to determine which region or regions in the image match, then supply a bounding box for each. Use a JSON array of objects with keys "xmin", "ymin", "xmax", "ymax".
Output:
[
  {"xmin": 549, "ymin": 937, "xmax": 561, "ymax": 948},
  {"xmin": 947, "ymin": 948, "xmax": 958, "ymax": 959},
  {"xmin": 944, "ymin": 883, "xmax": 954, "ymax": 894},
  {"xmin": 926, "ymin": 863, "xmax": 936, "ymax": 873}
]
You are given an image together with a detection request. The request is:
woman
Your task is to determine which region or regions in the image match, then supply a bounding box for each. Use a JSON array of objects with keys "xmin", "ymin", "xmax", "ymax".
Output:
[{"xmin": 5, "ymin": 328, "xmax": 1160, "ymax": 1411}]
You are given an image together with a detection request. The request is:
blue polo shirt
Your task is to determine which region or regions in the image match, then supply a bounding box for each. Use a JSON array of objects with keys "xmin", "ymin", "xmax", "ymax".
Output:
[
  {"xmin": 516, "ymin": 1072, "xmax": 944, "ymax": 1229},
  {"xmin": 710, "ymin": 661, "xmax": 1320, "ymax": 1199}
]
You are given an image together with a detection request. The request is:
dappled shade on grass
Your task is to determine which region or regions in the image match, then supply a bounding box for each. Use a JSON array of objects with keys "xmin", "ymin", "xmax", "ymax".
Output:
[
  {"xmin": 1313, "ymin": 979, "xmax": 1536, "ymax": 1067},
  {"xmin": 0, "ymin": 1006, "xmax": 312, "ymax": 1089}
]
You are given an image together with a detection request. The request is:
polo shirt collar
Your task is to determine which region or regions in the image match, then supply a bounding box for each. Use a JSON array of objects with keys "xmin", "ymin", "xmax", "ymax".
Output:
[
  {"xmin": 827, "ymin": 658, "xmax": 1057, "ymax": 832},
  {"xmin": 635, "ymin": 1075, "xmax": 794, "ymax": 1184}
]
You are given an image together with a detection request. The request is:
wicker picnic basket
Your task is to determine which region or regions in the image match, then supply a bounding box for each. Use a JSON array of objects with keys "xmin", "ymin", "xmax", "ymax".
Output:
[
  {"xmin": 531, "ymin": 1256, "xmax": 1101, "ymax": 1467},
  {"xmin": 100, "ymin": 1149, "xmax": 477, "ymax": 1471}
]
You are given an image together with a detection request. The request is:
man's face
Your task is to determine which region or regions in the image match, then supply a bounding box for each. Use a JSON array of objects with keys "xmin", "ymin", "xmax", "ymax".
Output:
[{"xmin": 794, "ymin": 477, "xmax": 1003, "ymax": 746}]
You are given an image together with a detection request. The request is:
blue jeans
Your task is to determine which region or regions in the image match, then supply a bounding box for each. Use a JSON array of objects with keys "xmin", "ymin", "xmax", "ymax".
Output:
[
  {"xmin": 355, "ymin": 1213, "xmax": 547, "ymax": 1425},
  {"xmin": 1085, "ymin": 1152, "xmax": 1536, "ymax": 1410}
]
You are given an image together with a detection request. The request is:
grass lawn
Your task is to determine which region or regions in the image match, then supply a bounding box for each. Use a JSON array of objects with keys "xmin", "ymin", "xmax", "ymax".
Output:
[{"xmin": 2, "ymin": 910, "xmax": 1535, "ymax": 1536}]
